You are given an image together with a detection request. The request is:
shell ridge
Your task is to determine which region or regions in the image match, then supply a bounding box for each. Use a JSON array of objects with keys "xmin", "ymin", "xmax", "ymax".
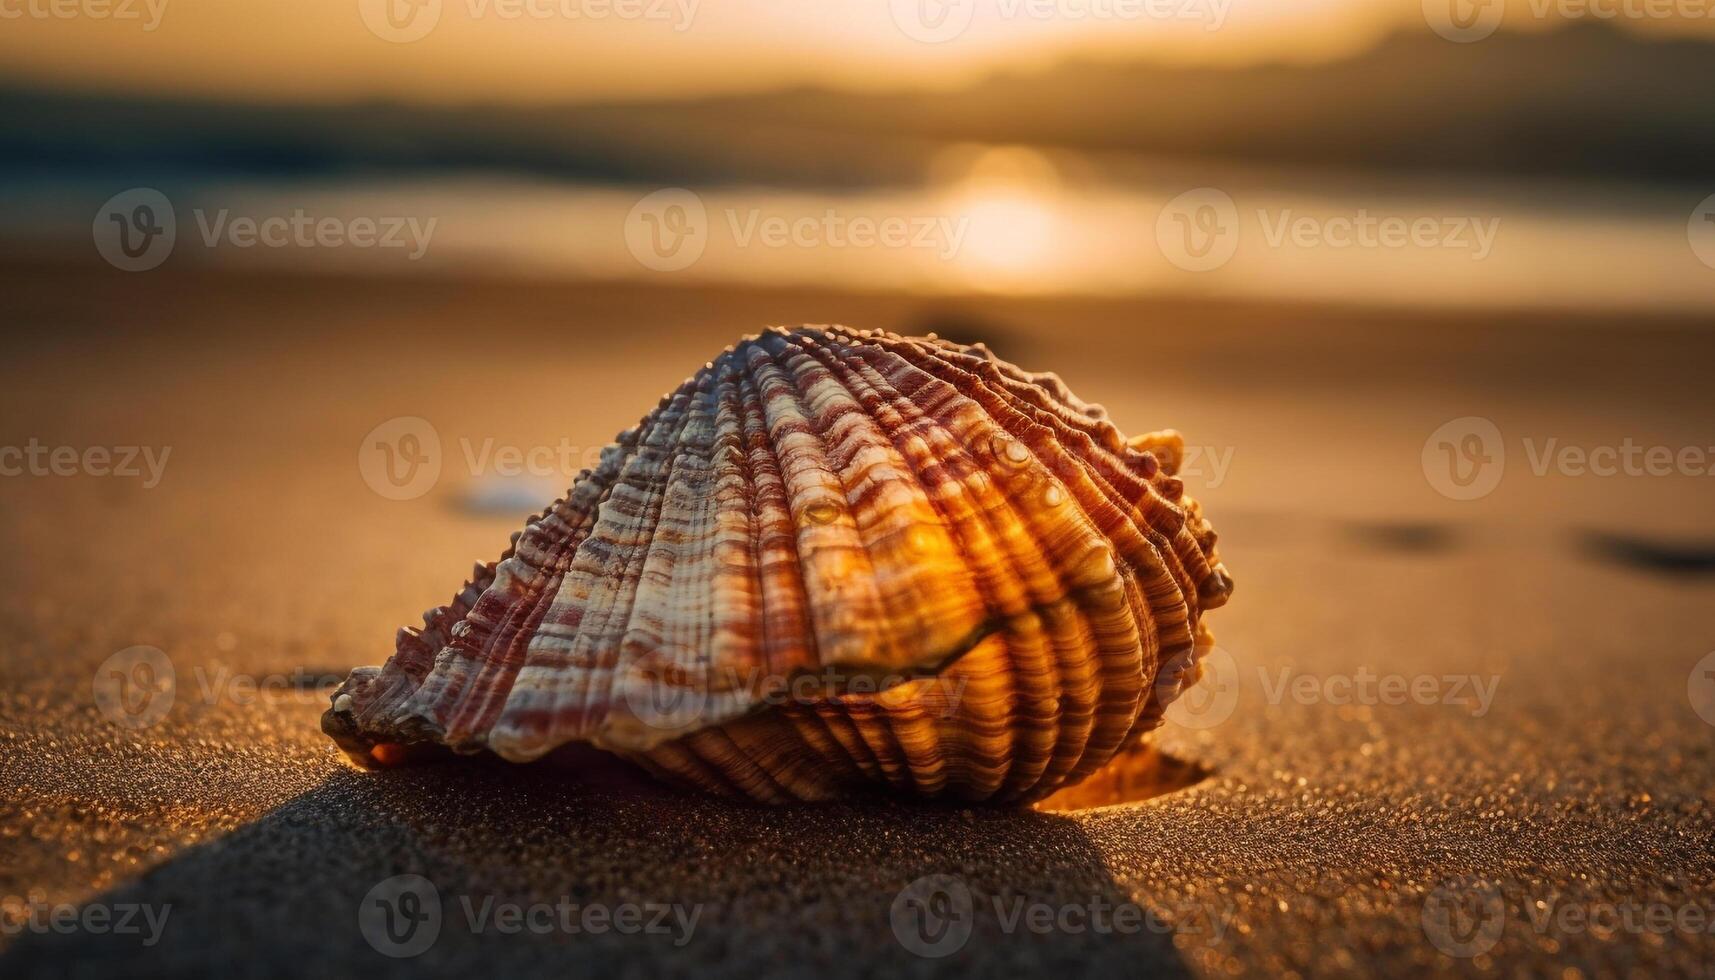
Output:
[
  {"xmin": 826, "ymin": 339, "xmax": 1058, "ymax": 797},
  {"xmin": 564, "ymin": 376, "xmax": 717, "ymax": 751},
  {"xmin": 836, "ymin": 335, "xmax": 1117, "ymax": 797},
  {"xmin": 760, "ymin": 332, "xmax": 934, "ymax": 783},
  {"xmin": 733, "ymin": 362, "xmax": 815, "ymax": 687},
  {"xmin": 932, "ymin": 340, "xmax": 1230, "ymax": 623},
  {"xmin": 742, "ymin": 336, "xmax": 894, "ymax": 672},
  {"xmin": 894, "ymin": 336, "xmax": 1182, "ymax": 624},
  {"xmin": 407, "ymin": 411, "xmax": 649, "ymax": 749},
  {"xmin": 867, "ymin": 353, "xmax": 1073, "ymax": 798},
  {"xmin": 490, "ymin": 381, "xmax": 701, "ymax": 758},
  {"xmin": 329, "ymin": 470, "xmax": 591, "ymax": 757},
  {"xmin": 433, "ymin": 497, "xmax": 605, "ymax": 745},
  {"xmin": 771, "ymin": 708, "xmax": 865, "ymax": 797},
  {"xmin": 870, "ymin": 332, "xmax": 1149, "ymax": 788},
  {"xmin": 774, "ymin": 336, "xmax": 911, "ymax": 578},
  {"xmin": 787, "ymin": 333, "xmax": 993, "ymax": 662},
  {"xmin": 864, "ymin": 336, "xmax": 1102, "ymax": 797},
  {"xmin": 371, "ymin": 462, "xmax": 619, "ymax": 751},
  {"xmin": 608, "ymin": 368, "xmax": 730, "ymax": 747},
  {"xmin": 700, "ymin": 359, "xmax": 767, "ymax": 707}
]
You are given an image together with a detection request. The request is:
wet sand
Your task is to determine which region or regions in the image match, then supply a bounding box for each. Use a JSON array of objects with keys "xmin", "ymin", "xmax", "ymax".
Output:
[{"xmin": 2, "ymin": 257, "xmax": 1713, "ymax": 977}]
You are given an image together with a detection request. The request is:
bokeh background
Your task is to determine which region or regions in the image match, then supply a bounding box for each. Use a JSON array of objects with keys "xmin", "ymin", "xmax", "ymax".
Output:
[
  {"xmin": 3, "ymin": 2, "xmax": 1715, "ymax": 978},
  {"xmin": 6, "ymin": 0, "xmax": 1715, "ymax": 307}
]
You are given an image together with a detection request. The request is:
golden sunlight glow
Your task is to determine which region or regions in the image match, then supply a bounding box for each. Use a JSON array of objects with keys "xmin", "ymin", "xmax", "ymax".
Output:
[
  {"xmin": 6, "ymin": 0, "xmax": 1708, "ymax": 105},
  {"xmin": 936, "ymin": 146, "xmax": 1066, "ymax": 290}
]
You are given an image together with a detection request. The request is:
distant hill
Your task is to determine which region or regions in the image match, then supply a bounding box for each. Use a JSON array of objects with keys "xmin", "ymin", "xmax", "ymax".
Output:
[{"xmin": 3, "ymin": 23, "xmax": 1712, "ymax": 186}]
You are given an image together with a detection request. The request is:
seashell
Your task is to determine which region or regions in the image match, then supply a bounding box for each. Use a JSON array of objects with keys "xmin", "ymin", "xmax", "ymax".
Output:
[{"xmin": 324, "ymin": 326, "xmax": 1232, "ymax": 803}]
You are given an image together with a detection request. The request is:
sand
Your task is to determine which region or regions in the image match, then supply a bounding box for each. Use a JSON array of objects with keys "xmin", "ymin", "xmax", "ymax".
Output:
[{"xmin": 2, "ymin": 257, "xmax": 1713, "ymax": 978}]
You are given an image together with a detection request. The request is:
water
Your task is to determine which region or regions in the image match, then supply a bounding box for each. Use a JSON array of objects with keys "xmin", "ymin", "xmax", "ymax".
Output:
[{"xmin": 6, "ymin": 150, "xmax": 1713, "ymax": 313}]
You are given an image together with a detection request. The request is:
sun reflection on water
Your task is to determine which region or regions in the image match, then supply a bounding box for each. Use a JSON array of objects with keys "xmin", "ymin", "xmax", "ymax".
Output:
[{"xmin": 936, "ymin": 145, "xmax": 1066, "ymax": 292}]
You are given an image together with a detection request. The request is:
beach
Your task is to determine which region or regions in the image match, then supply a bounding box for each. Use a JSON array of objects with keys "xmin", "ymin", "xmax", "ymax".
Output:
[{"xmin": 3, "ymin": 255, "xmax": 1714, "ymax": 977}]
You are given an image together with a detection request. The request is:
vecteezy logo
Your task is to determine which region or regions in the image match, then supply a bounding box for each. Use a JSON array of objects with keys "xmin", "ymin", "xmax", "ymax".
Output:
[
  {"xmin": 623, "ymin": 189, "xmax": 708, "ymax": 272},
  {"xmin": 358, "ymin": 416, "xmax": 443, "ymax": 501},
  {"xmin": 1155, "ymin": 188, "xmax": 1239, "ymax": 272},
  {"xmin": 359, "ymin": 875, "xmax": 442, "ymax": 958},
  {"xmin": 1423, "ymin": 0, "xmax": 1503, "ymax": 43},
  {"xmin": 358, "ymin": 0, "xmax": 442, "ymax": 42},
  {"xmin": 1161, "ymin": 645, "xmax": 1240, "ymax": 730},
  {"xmin": 611, "ymin": 657, "xmax": 711, "ymax": 737},
  {"xmin": 890, "ymin": 874, "xmax": 974, "ymax": 958},
  {"xmin": 92, "ymin": 645, "xmax": 177, "ymax": 729},
  {"xmin": 1421, "ymin": 417, "xmax": 1505, "ymax": 501},
  {"xmin": 93, "ymin": 189, "xmax": 176, "ymax": 272},
  {"xmin": 889, "ymin": 0, "xmax": 976, "ymax": 44},
  {"xmin": 1689, "ymin": 651, "xmax": 1715, "ymax": 727},
  {"xmin": 1688, "ymin": 194, "xmax": 1715, "ymax": 271},
  {"xmin": 1421, "ymin": 877, "xmax": 1505, "ymax": 958}
]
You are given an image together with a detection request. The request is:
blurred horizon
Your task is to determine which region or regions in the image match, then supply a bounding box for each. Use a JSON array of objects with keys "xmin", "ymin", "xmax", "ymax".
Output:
[
  {"xmin": 4, "ymin": 8, "xmax": 1713, "ymax": 313},
  {"xmin": 7, "ymin": 20, "xmax": 1715, "ymax": 186},
  {"xmin": 3, "ymin": 0, "xmax": 1715, "ymax": 105}
]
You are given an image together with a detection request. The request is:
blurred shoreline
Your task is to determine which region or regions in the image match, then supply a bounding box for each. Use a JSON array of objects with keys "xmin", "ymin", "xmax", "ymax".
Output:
[
  {"xmin": 9, "ymin": 162, "xmax": 1715, "ymax": 315},
  {"xmin": 8, "ymin": 242, "xmax": 1715, "ymax": 338}
]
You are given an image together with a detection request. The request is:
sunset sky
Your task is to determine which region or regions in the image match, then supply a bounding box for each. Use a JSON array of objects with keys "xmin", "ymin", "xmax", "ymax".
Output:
[{"xmin": 3, "ymin": 0, "xmax": 1712, "ymax": 104}]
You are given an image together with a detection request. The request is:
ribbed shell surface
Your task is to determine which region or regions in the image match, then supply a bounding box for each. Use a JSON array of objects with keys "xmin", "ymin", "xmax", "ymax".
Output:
[{"xmin": 324, "ymin": 326, "xmax": 1231, "ymax": 803}]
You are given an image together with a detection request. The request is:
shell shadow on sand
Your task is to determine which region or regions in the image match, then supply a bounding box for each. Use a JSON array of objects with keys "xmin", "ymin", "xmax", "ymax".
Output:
[{"xmin": 1, "ymin": 754, "xmax": 1203, "ymax": 979}]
